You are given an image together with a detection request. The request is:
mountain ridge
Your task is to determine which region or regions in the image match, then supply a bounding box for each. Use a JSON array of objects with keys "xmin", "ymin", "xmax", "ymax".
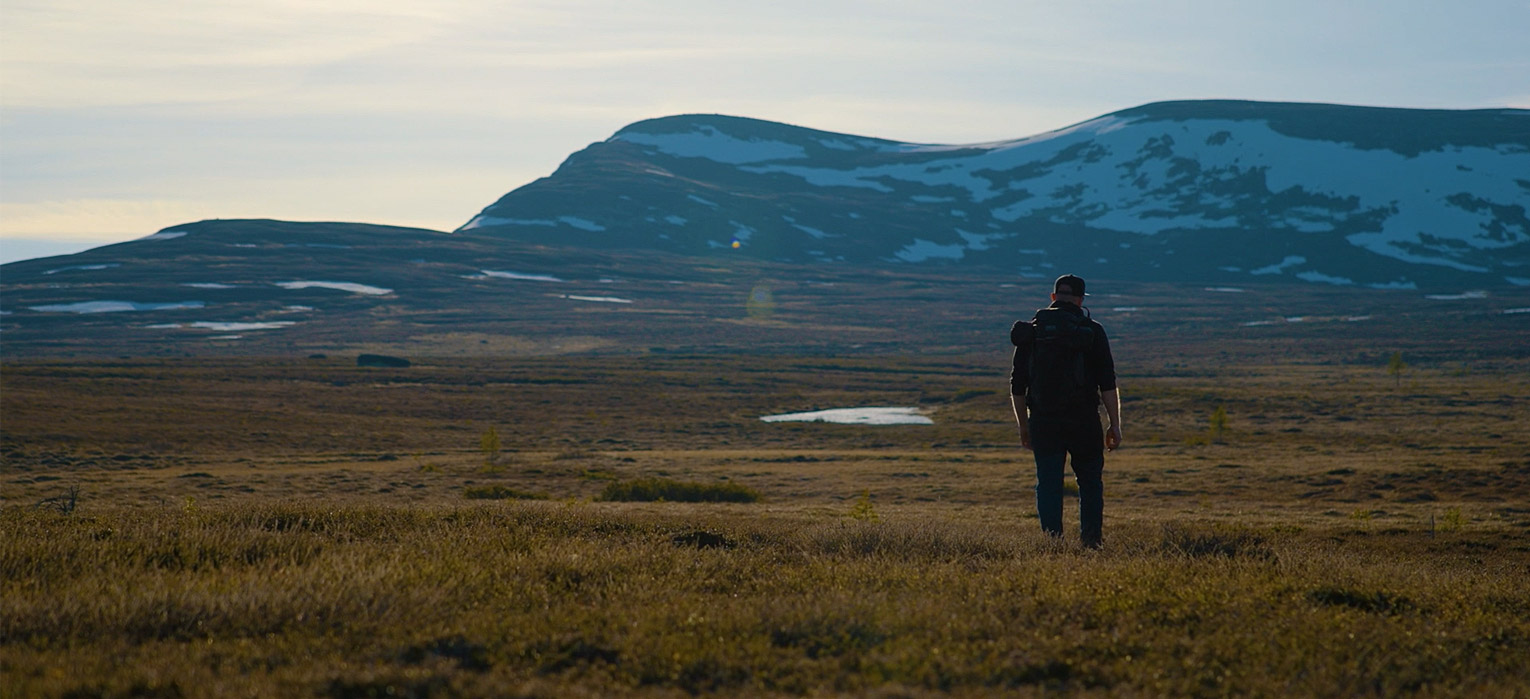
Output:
[
  {"xmin": 461, "ymin": 100, "xmax": 1530, "ymax": 289},
  {"xmin": 5, "ymin": 99, "xmax": 1530, "ymax": 358}
]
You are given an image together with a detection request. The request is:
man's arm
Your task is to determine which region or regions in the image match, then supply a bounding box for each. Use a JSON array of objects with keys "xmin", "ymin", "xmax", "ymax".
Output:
[
  {"xmin": 1089, "ymin": 322, "xmax": 1121, "ymax": 451},
  {"xmin": 1012, "ymin": 394, "xmax": 1032, "ymax": 450},
  {"xmin": 1101, "ymin": 387, "xmax": 1122, "ymax": 451},
  {"xmin": 1010, "ymin": 344, "xmax": 1031, "ymax": 449}
]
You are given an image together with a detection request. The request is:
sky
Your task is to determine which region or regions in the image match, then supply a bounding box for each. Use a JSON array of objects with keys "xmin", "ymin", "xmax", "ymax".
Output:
[{"xmin": 2, "ymin": 0, "xmax": 1527, "ymax": 263}]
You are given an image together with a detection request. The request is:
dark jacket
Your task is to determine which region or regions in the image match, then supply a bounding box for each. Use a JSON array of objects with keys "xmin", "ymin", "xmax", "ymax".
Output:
[{"xmin": 1010, "ymin": 300, "xmax": 1117, "ymax": 410}]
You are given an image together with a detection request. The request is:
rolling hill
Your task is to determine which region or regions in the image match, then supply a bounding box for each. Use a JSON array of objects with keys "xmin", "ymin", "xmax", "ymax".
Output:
[
  {"xmin": 3, "ymin": 100, "xmax": 1528, "ymax": 358},
  {"xmin": 464, "ymin": 100, "xmax": 1530, "ymax": 289}
]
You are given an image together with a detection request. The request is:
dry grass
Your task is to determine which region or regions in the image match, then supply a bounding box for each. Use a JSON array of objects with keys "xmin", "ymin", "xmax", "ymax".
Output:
[
  {"xmin": 2, "ymin": 503, "xmax": 1526, "ymax": 697},
  {"xmin": 2, "ymin": 354, "xmax": 1528, "ymax": 696}
]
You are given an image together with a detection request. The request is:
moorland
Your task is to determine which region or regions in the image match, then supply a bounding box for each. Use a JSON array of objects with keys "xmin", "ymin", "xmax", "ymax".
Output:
[{"xmin": 4, "ymin": 324, "xmax": 1530, "ymax": 697}]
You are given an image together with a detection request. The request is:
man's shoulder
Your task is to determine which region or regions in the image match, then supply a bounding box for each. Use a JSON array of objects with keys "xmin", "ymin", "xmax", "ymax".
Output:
[{"xmin": 1084, "ymin": 315, "xmax": 1111, "ymax": 343}]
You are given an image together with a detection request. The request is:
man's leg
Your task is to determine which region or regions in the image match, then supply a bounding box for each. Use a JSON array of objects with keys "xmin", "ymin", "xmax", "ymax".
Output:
[
  {"xmin": 1066, "ymin": 415, "xmax": 1107, "ymax": 548},
  {"xmin": 1029, "ymin": 413, "xmax": 1065, "ymax": 537},
  {"xmin": 1073, "ymin": 457, "xmax": 1104, "ymax": 548}
]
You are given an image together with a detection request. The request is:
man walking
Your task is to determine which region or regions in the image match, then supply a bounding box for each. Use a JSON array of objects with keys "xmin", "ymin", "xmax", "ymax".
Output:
[{"xmin": 1010, "ymin": 274, "xmax": 1121, "ymax": 548}]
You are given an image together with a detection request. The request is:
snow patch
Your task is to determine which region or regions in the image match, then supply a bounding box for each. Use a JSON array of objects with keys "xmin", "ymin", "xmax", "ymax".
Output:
[
  {"xmin": 1506, "ymin": 277, "xmax": 1530, "ymax": 287},
  {"xmin": 664, "ymin": 215, "xmax": 688, "ymax": 226},
  {"xmin": 1204, "ymin": 287, "xmax": 1245, "ymax": 293},
  {"xmin": 729, "ymin": 221, "xmax": 757, "ymax": 243},
  {"xmin": 276, "ymin": 281, "xmax": 392, "ymax": 295},
  {"xmin": 1424, "ymin": 291, "xmax": 1488, "ymax": 300},
  {"xmin": 687, "ymin": 194, "xmax": 718, "ymax": 208},
  {"xmin": 30, "ymin": 300, "xmax": 205, "ymax": 314},
  {"xmin": 759, "ymin": 407, "xmax": 932, "ymax": 425},
  {"xmin": 473, "ymin": 270, "xmax": 564, "ymax": 282},
  {"xmin": 558, "ymin": 216, "xmax": 606, "ymax": 232},
  {"xmin": 791, "ymin": 223, "xmax": 830, "ymax": 239},
  {"xmin": 563, "ymin": 295, "xmax": 632, "ymax": 304},
  {"xmin": 730, "ymin": 115, "xmax": 1528, "ymax": 273},
  {"xmin": 140, "ymin": 230, "xmax": 187, "ymax": 241},
  {"xmin": 183, "ymin": 283, "xmax": 236, "ymax": 289},
  {"xmin": 1295, "ymin": 271, "xmax": 1355, "ymax": 285},
  {"xmin": 461, "ymin": 216, "xmax": 604, "ymax": 232},
  {"xmin": 894, "ymin": 239, "xmax": 965, "ymax": 262},
  {"xmin": 191, "ymin": 321, "xmax": 295, "ymax": 331},
  {"xmin": 152, "ymin": 321, "xmax": 297, "ymax": 331},
  {"xmin": 1502, "ymin": 307, "xmax": 1530, "ymax": 314},
  {"xmin": 618, "ymin": 126, "xmax": 808, "ymax": 164},
  {"xmin": 1250, "ymin": 256, "xmax": 1307, "ymax": 276},
  {"xmin": 817, "ymin": 138, "xmax": 861, "ymax": 151},
  {"xmin": 461, "ymin": 216, "xmax": 552, "ymax": 229},
  {"xmin": 43, "ymin": 264, "xmax": 119, "ymax": 275},
  {"xmin": 955, "ymin": 229, "xmax": 1006, "ymax": 251}
]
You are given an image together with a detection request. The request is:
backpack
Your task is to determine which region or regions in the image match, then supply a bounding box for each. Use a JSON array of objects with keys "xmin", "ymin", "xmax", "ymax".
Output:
[{"xmin": 1012, "ymin": 307, "xmax": 1097, "ymax": 413}]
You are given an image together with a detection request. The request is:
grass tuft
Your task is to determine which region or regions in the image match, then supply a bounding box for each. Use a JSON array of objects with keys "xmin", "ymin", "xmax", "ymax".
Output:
[
  {"xmin": 595, "ymin": 478, "xmax": 761, "ymax": 503},
  {"xmin": 463, "ymin": 485, "xmax": 547, "ymax": 500},
  {"xmin": 1308, "ymin": 586, "xmax": 1416, "ymax": 614},
  {"xmin": 1159, "ymin": 523, "xmax": 1272, "ymax": 560}
]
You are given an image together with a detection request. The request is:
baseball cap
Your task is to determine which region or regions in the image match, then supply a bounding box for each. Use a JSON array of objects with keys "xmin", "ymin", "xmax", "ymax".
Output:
[{"xmin": 1054, "ymin": 274, "xmax": 1088, "ymax": 297}]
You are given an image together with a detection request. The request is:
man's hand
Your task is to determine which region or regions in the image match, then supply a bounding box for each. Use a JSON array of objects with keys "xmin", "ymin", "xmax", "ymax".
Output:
[
  {"xmin": 1019, "ymin": 424, "xmax": 1033, "ymax": 451},
  {"xmin": 1105, "ymin": 424, "xmax": 1122, "ymax": 451}
]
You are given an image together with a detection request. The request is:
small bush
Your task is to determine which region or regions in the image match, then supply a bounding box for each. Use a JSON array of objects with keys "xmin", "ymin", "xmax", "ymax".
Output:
[
  {"xmin": 848, "ymin": 490, "xmax": 879, "ymax": 521},
  {"xmin": 595, "ymin": 478, "xmax": 761, "ymax": 503},
  {"xmin": 463, "ymin": 485, "xmax": 546, "ymax": 500},
  {"xmin": 480, "ymin": 427, "xmax": 501, "ymax": 465},
  {"xmin": 1439, "ymin": 506, "xmax": 1466, "ymax": 532}
]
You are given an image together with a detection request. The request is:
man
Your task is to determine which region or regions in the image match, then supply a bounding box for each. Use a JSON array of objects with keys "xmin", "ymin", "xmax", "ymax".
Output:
[{"xmin": 1009, "ymin": 274, "xmax": 1121, "ymax": 549}]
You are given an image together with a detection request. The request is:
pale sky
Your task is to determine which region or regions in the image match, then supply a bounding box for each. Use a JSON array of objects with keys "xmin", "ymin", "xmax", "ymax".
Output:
[{"xmin": 2, "ymin": 0, "xmax": 1527, "ymax": 263}]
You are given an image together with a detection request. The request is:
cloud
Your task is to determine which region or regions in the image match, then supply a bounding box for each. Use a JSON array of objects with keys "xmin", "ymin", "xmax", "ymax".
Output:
[{"xmin": 1, "ymin": 0, "xmax": 462, "ymax": 107}]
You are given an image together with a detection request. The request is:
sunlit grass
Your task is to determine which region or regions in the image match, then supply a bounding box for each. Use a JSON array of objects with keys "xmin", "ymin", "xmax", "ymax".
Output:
[
  {"xmin": 2, "ymin": 353, "xmax": 1528, "ymax": 696},
  {"xmin": 3, "ymin": 503, "xmax": 1526, "ymax": 697}
]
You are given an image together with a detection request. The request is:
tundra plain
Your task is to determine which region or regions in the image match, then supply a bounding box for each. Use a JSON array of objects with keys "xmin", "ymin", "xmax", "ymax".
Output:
[{"xmin": 4, "ymin": 328, "xmax": 1530, "ymax": 698}]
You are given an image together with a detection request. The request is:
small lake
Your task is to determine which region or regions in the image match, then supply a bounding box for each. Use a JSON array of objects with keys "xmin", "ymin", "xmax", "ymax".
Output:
[{"xmin": 759, "ymin": 407, "xmax": 932, "ymax": 425}]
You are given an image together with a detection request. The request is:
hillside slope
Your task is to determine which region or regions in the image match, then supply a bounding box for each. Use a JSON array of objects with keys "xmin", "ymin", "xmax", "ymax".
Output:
[{"xmin": 462, "ymin": 101, "xmax": 1530, "ymax": 289}]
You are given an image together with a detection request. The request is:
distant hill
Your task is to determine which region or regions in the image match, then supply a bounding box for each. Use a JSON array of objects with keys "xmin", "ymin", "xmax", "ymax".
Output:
[
  {"xmin": 462, "ymin": 100, "xmax": 1530, "ymax": 289},
  {"xmin": 4, "ymin": 101, "xmax": 1529, "ymax": 358}
]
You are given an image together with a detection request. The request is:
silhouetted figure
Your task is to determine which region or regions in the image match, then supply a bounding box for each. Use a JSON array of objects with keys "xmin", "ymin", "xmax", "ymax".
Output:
[{"xmin": 1010, "ymin": 274, "xmax": 1122, "ymax": 548}]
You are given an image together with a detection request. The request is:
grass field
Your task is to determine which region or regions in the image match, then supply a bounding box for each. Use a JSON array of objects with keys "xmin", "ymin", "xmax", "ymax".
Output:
[{"xmin": 3, "ymin": 353, "xmax": 1529, "ymax": 697}]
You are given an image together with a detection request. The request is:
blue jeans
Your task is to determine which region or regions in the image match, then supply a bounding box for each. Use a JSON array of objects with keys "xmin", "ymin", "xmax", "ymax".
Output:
[{"xmin": 1029, "ymin": 410, "xmax": 1104, "ymax": 546}]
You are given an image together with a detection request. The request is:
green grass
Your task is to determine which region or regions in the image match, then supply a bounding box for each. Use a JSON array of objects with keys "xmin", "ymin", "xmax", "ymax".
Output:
[
  {"xmin": 595, "ymin": 477, "xmax": 763, "ymax": 503},
  {"xmin": 3, "ymin": 503, "xmax": 1527, "ymax": 697}
]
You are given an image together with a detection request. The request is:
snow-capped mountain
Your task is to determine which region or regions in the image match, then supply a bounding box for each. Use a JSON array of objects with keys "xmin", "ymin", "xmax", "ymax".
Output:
[{"xmin": 461, "ymin": 100, "xmax": 1530, "ymax": 289}]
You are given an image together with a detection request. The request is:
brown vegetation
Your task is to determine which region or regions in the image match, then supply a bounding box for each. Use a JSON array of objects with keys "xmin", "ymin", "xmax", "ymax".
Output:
[{"xmin": 3, "ymin": 342, "xmax": 1528, "ymax": 695}]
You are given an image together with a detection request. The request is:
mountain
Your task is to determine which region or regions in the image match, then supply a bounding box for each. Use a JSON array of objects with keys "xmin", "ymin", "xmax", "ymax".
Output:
[
  {"xmin": 460, "ymin": 100, "xmax": 1530, "ymax": 289},
  {"xmin": 5, "ymin": 100, "xmax": 1530, "ymax": 359}
]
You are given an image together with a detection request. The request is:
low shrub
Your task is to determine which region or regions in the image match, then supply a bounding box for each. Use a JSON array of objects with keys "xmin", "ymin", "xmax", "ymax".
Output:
[
  {"xmin": 463, "ymin": 485, "xmax": 546, "ymax": 500},
  {"xmin": 596, "ymin": 478, "xmax": 761, "ymax": 503}
]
